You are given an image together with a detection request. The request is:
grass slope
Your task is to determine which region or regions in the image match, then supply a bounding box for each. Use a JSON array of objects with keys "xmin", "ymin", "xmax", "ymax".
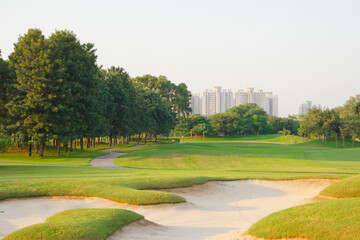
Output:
[
  {"xmin": 321, "ymin": 174, "xmax": 360, "ymax": 198},
  {"xmin": 248, "ymin": 198, "xmax": 360, "ymax": 240},
  {"xmin": 4, "ymin": 208, "xmax": 143, "ymax": 240}
]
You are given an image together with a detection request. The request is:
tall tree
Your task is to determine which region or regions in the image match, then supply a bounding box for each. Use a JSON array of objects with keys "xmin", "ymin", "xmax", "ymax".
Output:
[{"xmin": 7, "ymin": 29, "xmax": 52, "ymax": 156}]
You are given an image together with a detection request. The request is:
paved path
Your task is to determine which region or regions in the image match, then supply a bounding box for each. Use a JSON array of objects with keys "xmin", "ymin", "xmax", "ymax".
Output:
[
  {"xmin": 0, "ymin": 145, "xmax": 144, "ymax": 169},
  {"xmin": 89, "ymin": 148, "xmax": 129, "ymax": 169}
]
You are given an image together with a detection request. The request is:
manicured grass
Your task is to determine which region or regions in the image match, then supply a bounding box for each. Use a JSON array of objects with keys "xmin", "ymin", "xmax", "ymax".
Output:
[
  {"xmin": 0, "ymin": 143, "xmax": 138, "ymax": 166},
  {"xmin": 4, "ymin": 208, "xmax": 143, "ymax": 240},
  {"xmin": 1, "ymin": 135, "xmax": 358, "ymax": 205},
  {"xmin": 183, "ymin": 134, "xmax": 310, "ymax": 144},
  {"xmin": 248, "ymin": 198, "xmax": 360, "ymax": 240},
  {"xmin": 321, "ymin": 174, "xmax": 360, "ymax": 198},
  {"xmin": 114, "ymin": 141, "xmax": 360, "ymax": 174}
]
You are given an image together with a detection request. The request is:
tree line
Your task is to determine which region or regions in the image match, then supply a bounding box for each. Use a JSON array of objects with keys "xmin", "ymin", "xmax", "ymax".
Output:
[
  {"xmin": 299, "ymin": 95, "xmax": 360, "ymax": 147},
  {"xmin": 0, "ymin": 29, "xmax": 191, "ymax": 156},
  {"xmin": 175, "ymin": 104, "xmax": 299, "ymax": 137}
]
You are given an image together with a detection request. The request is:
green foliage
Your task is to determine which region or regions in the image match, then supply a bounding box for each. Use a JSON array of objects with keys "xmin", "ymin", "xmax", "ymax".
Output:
[
  {"xmin": 267, "ymin": 115, "xmax": 300, "ymax": 135},
  {"xmin": 4, "ymin": 208, "xmax": 143, "ymax": 240},
  {"xmin": 210, "ymin": 103, "xmax": 268, "ymax": 135},
  {"xmin": 175, "ymin": 114, "xmax": 210, "ymax": 136},
  {"xmin": 0, "ymin": 133, "xmax": 12, "ymax": 152}
]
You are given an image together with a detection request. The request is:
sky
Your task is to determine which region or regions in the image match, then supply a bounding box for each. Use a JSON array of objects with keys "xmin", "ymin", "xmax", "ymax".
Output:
[{"xmin": 1, "ymin": 0, "xmax": 360, "ymax": 116}]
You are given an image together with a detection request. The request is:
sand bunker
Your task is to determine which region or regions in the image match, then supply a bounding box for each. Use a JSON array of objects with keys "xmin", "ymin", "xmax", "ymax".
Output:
[{"xmin": 0, "ymin": 179, "xmax": 335, "ymax": 240}]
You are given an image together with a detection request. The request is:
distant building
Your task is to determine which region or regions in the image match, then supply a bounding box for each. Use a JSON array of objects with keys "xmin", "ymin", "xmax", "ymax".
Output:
[
  {"xmin": 190, "ymin": 93, "xmax": 202, "ymax": 115},
  {"xmin": 299, "ymin": 101, "xmax": 312, "ymax": 115},
  {"xmin": 191, "ymin": 86, "xmax": 279, "ymax": 116}
]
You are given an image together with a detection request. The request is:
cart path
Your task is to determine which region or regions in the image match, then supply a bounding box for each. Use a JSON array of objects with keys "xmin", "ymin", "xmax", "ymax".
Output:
[
  {"xmin": 89, "ymin": 148, "xmax": 129, "ymax": 169},
  {"xmin": 0, "ymin": 145, "xmax": 144, "ymax": 169}
]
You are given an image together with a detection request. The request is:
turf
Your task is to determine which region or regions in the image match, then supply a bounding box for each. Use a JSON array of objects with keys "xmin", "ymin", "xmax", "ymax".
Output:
[
  {"xmin": 0, "ymin": 148, "xmax": 108, "ymax": 166},
  {"xmin": 248, "ymin": 198, "xmax": 360, "ymax": 240},
  {"xmin": 2, "ymin": 135, "xmax": 360, "ymax": 239},
  {"xmin": 3, "ymin": 208, "xmax": 143, "ymax": 240},
  {"xmin": 114, "ymin": 139, "xmax": 360, "ymax": 174},
  {"xmin": 320, "ymin": 174, "xmax": 360, "ymax": 198}
]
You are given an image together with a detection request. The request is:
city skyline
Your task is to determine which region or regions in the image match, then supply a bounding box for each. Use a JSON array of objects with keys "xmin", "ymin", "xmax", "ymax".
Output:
[{"xmin": 191, "ymin": 86, "xmax": 278, "ymax": 117}]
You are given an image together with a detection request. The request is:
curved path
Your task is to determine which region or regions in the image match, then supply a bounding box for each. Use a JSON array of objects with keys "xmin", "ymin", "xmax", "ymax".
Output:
[
  {"xmin": 0, "ymin": 145, "xmax": 143, "ymax": 169},
  {"xmin": 89, "ymin": 148, "xmax": 129, "ymax": 169}
]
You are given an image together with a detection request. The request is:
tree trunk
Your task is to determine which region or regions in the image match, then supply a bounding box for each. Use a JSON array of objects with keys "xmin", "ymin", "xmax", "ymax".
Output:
[
  {"xmin": 70, "ymin": 140, "xmax": 73, "ymax": 152},
  {"xmin": 343, "ymin": 135, "xmax": 345, "ymax": 147},
  {"xmin": 127, "ymin": 136, "xmax": 129, "ymax": 144},
  {"xmin": 93, "ymin": 138, "xmax": 96, "ymax": 147},
  {"xmin": 144, "ymin": 133, "xmax": 147, "ymax": 144},
  {"xmin": 80, "ymin": 138, "xmax": 84, "ymax": 150},
  {"xmin": 137, "ymin": 134, "xmax": 140, "ymax": 144},
  {"xmin": 36, "ymin": 142, "xmax": 39, "ymax": 154},
  {"xmin": 122, "ymin": 136, "xmax": 125, "ymax": 144},
  {"xmin": 39, "ymin": 139, "xmax": 45, "ymax": 157},
  {"xmin": 86, "ymin": 138, "xmax": 90, "ymax": 149},
  {"xmin": 335, "ymin": 134, "xmax": 338, "ymax": 148},
  {"xmin": 64, "ymin": 141, "xmax": 68, "ymax": 153},
  {"xmin": 28, "ymin": 144, "xmax": 32, "ymax": 157},
  {"xmin": 53, "ymin": 139, "xmax": 56, "ymax": 148},
  {"xmin": 57, "ymin": 140, "xmax": 61, "ymax": 156}
]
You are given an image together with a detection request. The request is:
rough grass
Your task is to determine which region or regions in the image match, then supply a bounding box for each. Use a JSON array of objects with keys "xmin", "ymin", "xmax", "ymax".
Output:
[
  {"xmin": 321, "ymin": 174, "xmax": 360, "ymax": 198},
  {"xmin": 248, "ymin": 198, "xmax": 360, "ymax": 240},
  {"xmin": 3, "ymin": 208, "xmax": 143, "ymax": 240}
]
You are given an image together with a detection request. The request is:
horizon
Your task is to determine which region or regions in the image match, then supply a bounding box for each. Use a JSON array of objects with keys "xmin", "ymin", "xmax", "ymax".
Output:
[{"xmin": 1, "ymin": 0, "xmax": 360, "ymax": 117}]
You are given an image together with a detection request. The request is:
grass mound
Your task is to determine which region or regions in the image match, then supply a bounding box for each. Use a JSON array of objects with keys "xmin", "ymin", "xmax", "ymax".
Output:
[
  {"xmin": 4, "ymin": 208, "xmax": 143, "ymax": 240},
  {"xmin": 248, "ymin": 198, "xmax": 360, "ymax": 240},
  {"xmin": 321, "ymin": 174, "xmax": 360, "ymax": 198}
]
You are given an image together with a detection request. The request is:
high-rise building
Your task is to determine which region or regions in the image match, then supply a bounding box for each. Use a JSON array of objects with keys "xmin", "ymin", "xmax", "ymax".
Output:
[
  {"xmin": 192, "ymin": 87, "xmax": 278, "ymax": 116},
  {"xmin": 201, "ymin": 89, "xmax": 213, "ymax": 117},
  {"xmin": 190, "ymin": 93, "xmax": 202, "ymax": 115},
  {"xmin": 299, "ymin": 101, "xmax": 312, "ymax": 115},
  {"xmin": 235, "ymin": 89, "xmax": 248, "ymax": 106},
  {"xmin": 266, "ymin": 92, "xmax": 279, "ymax": 116},
  {"xmin": 254, "ymin": 89, "xmax": 269, "ymax": 114}
]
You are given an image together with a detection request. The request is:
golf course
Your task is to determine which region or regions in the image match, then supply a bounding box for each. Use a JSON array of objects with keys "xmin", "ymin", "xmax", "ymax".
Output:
[{"xmin": 1, "ymin": 135, "xmax": 360, "ymax": 239}]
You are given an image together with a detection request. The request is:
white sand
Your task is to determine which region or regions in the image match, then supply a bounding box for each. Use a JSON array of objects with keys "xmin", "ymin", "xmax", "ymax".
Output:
[{"xmin": 0, "ymin": 179, "xmax": 335, "ymax": 240}]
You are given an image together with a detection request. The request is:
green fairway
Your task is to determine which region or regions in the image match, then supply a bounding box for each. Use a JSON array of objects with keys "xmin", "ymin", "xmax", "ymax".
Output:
[
  {"xmin": 1, "ymin": 135, "xmax": 359, "ymax": 205},
  {"xmin": 1, "ymin": 135, "xmax": 360, "ymax": 240},
  {"xmin": 248, "ymin": 198, "xmax": 360, "ymax": 240},
  {"xmin": 114, "ymin": 138, "xmax": 360, "ymax": 174},
  {"xmin": 4, "ymin": 208, "xmax": 143, "ymax": 240}
]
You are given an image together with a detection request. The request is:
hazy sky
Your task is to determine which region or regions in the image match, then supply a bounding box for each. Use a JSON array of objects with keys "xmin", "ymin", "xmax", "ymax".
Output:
[{"xmin": 1, "ymin": 0, "xmax": 360, "ymax": 116}]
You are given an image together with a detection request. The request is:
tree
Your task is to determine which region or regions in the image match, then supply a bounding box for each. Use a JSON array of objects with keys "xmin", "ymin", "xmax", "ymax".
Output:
[
  {"xmin": 190, "ymin": 123, "xmax": 213, "ymax": 137},
  {"xmin": 0, "ymin": 54, "xmax": 15, "ymax": 133},
  {"xmin": 339, "ymin": 95, "xmax": 360, "ymax": 147},
  {"xmin": 7, "ymin": 29, "xmax": 52, "ymax": 156}
]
